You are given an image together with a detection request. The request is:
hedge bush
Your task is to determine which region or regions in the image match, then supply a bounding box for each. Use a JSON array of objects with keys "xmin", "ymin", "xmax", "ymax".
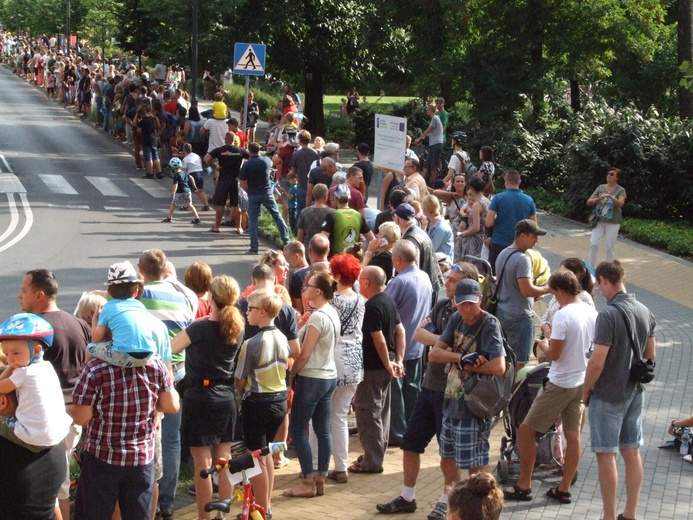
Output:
[
  {"xmin": 496, "ymin": 101, "xmax": 693, "ymax": 222},
  {"xmin": 224, "ymin": 84, "xmax": 279, "ymax": 121},
  {"xmin": 621, "ymin": 218, "xmax": 693, "ymax": 258},
  {"xmin": 324, "ymin": 115, "xmax": 355, "ymax": 145}
]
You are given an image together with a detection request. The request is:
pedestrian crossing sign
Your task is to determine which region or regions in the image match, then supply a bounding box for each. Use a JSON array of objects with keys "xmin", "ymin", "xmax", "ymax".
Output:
[{"xmin": 233, "ymin": 43, "xmax": 266, "ymax": 76}]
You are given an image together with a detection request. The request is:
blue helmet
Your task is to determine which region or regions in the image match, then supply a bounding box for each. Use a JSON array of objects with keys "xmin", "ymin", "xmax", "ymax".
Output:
[
  {"xmin": 169, "ymin": 157, "xmax": 183, "ymax": 169},
  {"xmin": 0, "ymin": 313, "xmax": 54, "ymax": 363}
]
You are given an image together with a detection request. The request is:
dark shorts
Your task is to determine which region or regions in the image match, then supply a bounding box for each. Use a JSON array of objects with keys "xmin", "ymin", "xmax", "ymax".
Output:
[
  {"xmin": 181, "ymin": 397, "xmax": 236, "ymax": 447},
  {"xmin": 212, "ymin": 176, "xmax": 239, "ymax": 207},
  {"xmin": 189, "ymin": 171, "xmax": 204, "ymax": 190},
  {"xmin": 240, "ymin": 393, "xmax": 287, "ymax": 451},
  {"xmin": 401, "ymin": 387, "xmax": 445, "ymax": 454}
]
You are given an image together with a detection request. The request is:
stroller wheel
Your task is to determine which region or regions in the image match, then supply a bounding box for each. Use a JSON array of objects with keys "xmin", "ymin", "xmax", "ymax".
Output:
[
  {"xmin": 497, "ymin": 459, "xmax": 509, "ymax": 483},
  {"xmin": 501, "ymin": 436, "xmax": 508, "ymax": 450}
]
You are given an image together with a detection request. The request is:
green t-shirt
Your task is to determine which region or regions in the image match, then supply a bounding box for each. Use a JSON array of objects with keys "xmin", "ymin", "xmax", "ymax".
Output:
[
  {"xmin": 321, "ymin": 208, "xmax": 370, "ymax": 254},
  {"xmin": 438, "ymin": 109, "xmax": 450, "ymax": 142}
]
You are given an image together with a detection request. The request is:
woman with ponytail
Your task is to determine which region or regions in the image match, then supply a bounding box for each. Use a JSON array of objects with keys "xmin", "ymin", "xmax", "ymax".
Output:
[
  {"xmin": 172, "ymin": 275, "xmax": 245, "ymax": 520},
  {"xmin": 284, "ymin": 272, "xmax": 340, "ymax": 499}
]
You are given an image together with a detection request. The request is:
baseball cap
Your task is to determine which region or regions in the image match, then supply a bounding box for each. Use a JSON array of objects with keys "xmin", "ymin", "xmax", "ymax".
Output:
[
  {"xmin": 334, "ymin": 183, "xmax": 351, "ymax": 200},
  {"xmin": 395, "ymin": 203, "xmax": 415, "ymax": 220},
  {"xmin": 454, "ymin": 278, "xmax": 481, "ymax": 305},
  {"xmin": 515, "ymin": 219, "xmax": 547, "ymax": 236},
  {"xmin": 435, "ymin": 96, "xmax": 445, "ymax": 103},
  {"xmin": 105, "ymin": 261, "xmax": 141, "ymax": 285}
]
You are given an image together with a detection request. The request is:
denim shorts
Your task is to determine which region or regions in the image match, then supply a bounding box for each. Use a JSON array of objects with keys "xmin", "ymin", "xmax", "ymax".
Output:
[
  {"xmin": 588, "ymin": 391, "xmax": 644, "ymax": 453},
  {"xmin": 142, "ymin": 145, "xmax": 159, "ymax": 162},
  {"xmin": 439, "ymin": 415, "xmax": 492, "ymax": 470},
  {"xmin": 496, "ymin": 309, "xmax": 534, "ymax": 364},
  {"xmin": 425, "ymin": 143, "xmax": 444, "ymax": 171}
]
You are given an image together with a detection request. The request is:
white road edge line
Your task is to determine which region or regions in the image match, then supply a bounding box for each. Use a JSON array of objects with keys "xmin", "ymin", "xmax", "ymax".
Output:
[
  {"xmin": 0, "ymin": 192, "xmax": 19, "ymax": 245},
  {"xmin": 0, "ymin": 193, "xmax": 33, "ymax": 253}
]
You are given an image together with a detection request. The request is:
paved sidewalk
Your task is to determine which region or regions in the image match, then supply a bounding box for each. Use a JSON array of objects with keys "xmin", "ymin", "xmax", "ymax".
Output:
[{"xmin": 174, "ymin": 211, "xmax": 693, "ymax": 519}]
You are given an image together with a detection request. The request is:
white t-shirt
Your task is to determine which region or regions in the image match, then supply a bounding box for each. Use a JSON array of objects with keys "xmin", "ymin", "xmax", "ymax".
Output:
[
  {"xmin": 447, "ymin": 151, "xmax": 470, "ymax": 175},
  {"xmin": 203, "ymin": 118, "xmax": 228, "ymax": 152},
  {"xmin": 182, "ymin": 152, "xmax": 203, "ymax": 173},
  {"xmin": 10, "ymin": 361, "xmax": 72, "ymax": 446},
  {"xmin": 298, "ymin": 305, "xmax": 339, "ymax": 379},
  {"xmin": 548, "ymin": 301, "xmax": 599, "ymax": 388}
]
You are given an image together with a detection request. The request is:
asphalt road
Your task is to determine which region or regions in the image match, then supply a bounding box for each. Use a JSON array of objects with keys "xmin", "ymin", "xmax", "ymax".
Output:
[{"xmin": 0, "ymin": 68, "xmax": 258, "ymax": 318}]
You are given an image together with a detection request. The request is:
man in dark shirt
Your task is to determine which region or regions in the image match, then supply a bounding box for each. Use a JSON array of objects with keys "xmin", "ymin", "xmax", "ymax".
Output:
[
  {"xmin": 354, "ymin": 143, "xmax": 374, "ymax": 201},
  {"xmin": 17, "ymin": 269, "xmax": 90, "ymax": 520},
  {"xmin": 239, "ymin": 142, "xmax": 291, "ymax": 254},
  {"xmin": 352, "ymin": 266, "xmax": 405, "ymax": 474},
  {"xmin": 306, "ymin": 157, "xmax": 338, "ymax": 208},
  {"xmin": 289, "ymin": 129, "xmax": 320, "ymax": 218},
  {"xmin": 205, "ymin": 131, "xmax": 249, "ymax": 233}
]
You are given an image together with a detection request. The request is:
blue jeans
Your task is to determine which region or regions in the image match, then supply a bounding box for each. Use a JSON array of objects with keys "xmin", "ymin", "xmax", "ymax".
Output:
[
  {"xmin": 248, "ymin": 194, "xmax": 290, "ymax": 252},
  {"xmin": 496, "ymin": 308, "xmax": 534, "ymax": 364},
  {"xmin": 296, "ymin": 186, "xmax": 307, "ymax": 219},
  {"xmin": 389, "ymin": 357, "xmax": 423, "ymax": 442},
  {"xmin": 289, "ymin": 376, "xmax": 336, "ymax": 478},
  {"xmin": 102, "ymin": 105, "xmax": 112, "ymax": 132},
  {"xmin": 158, "ymin": 366, "xmax": 184, "ymax": 513},
  {"xmin": 589, "ymin": 391, "xmax": 644, "ymax": 453}
]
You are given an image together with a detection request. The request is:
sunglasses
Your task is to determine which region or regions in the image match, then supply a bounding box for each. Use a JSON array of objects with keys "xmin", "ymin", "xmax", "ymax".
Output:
[{"xmin": 247, "ymin": 306, "xmax": 260, "ymax": 311}]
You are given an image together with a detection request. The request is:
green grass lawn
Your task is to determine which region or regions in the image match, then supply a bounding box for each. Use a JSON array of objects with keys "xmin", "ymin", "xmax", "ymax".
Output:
[{"xmin": 322, "ymin": 94, "xmax": 416, "ymax": 115}]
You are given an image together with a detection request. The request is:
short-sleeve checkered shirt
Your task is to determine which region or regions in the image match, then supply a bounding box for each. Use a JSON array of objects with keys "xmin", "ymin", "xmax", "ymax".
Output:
[{"xmin": 72, "ymin": 355, "xmax": 172, "ymax": 466}]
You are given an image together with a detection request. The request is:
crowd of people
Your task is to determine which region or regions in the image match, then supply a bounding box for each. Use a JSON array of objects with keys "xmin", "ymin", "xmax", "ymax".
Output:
[{"xmin": 0, "ymin": 31, "xmax": 663, "ymax": 520}]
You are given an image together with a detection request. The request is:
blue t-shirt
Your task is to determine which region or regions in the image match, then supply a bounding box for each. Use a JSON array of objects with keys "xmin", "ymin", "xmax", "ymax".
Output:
[
  {"xmin": 288, "ymin": 184, "xmax": 298, "ymax": 209},
  {"xmin": 98, "ymin": 298, "xmax": 172, "ymax": 361},
  {"xmin": 238, "ymin": 155, "xmax": 273, "ymax": 197},
  {"xmin": 173, "ymin": 170, "xmax": 192, "ymax": 193},
  {"xmin": 488, "ymin": 189, "xmax": 536, "ymax": 247}
]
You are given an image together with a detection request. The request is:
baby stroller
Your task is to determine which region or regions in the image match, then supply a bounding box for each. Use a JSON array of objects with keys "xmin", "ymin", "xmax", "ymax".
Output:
[{"xmin": 496, "ymin": 363, "xmax": 576, "ymax": 484}]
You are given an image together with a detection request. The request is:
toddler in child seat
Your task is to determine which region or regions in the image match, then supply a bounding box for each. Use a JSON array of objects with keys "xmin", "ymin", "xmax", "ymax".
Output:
[{"xmin": 0, "ymin": 313, "xmax": 72, "ymax": 452}]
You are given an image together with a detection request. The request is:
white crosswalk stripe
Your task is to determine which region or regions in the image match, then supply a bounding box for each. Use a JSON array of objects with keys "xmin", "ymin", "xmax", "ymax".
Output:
[
  {"xmin": 38, "ymin": 174, "xmax": 78, "ymax": 195},
  {"xmin": 130, "ymin": 178, "xmax": 170, "ymax": 198},
  {"xmin": 86, "ymin": 176, "xmax": 127, "ymax": 197}
]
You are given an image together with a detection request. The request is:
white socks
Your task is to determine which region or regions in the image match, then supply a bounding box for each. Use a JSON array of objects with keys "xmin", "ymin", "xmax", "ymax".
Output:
[{"xmin": 401, "ymin": 486, "xmax": 416, "ymax": 502}]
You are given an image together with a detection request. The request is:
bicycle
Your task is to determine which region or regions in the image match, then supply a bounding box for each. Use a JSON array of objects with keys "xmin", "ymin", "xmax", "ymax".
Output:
[{"xmin": 202, "ymin": 442, "xmax": 287, "ymax": 520}]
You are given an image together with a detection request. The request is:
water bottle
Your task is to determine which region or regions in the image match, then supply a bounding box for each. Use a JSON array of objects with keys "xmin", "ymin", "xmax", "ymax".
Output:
[
  {"xmin": 681, "ymin": 429, "xmax": 690, "ymax": 456},
  {"xmin": 204, "ymin": 166, "xmax": 213, "ymax": 176}
]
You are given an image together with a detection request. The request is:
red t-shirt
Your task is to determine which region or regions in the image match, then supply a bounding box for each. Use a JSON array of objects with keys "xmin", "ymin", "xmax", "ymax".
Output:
[
  {"xmin": 163, "ymin": 100, "xmax": 178, "ymax": 115},
  {"xmin": 327, "ymin": 184, "xmax": 366, "ymax": 211}
]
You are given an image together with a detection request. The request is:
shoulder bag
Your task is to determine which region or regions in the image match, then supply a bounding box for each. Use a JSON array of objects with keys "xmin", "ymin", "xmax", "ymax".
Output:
[
  {"xmin": 612, "ymin": 304, "xmax": 655, "ymax": 384},
  {"xmin": 485, "ymin": 249, "xmax": 522, "ymax": 315}
]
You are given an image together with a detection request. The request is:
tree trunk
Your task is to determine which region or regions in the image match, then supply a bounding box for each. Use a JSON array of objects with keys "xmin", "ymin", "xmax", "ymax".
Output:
[
  {"xmin": 679, "ymin": 0, "xmax": 693, "ymax": 119},
  {"xmin": 570, "ymin": 78, "xmax": 580, "ymax": 112},
  {"xmin": 303, "ymin": 60, "xmax": 325, "ymax": 138}
]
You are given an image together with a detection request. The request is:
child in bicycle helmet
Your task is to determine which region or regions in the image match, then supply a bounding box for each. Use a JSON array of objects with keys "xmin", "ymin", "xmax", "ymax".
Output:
[
  {"xmin": 0, "ymin": 312, "xmax": 72, "ymax": 452},
  {"xmin": 87, "ymin": 261, "xmax": 170, "ymax": 368},
  {"xmin": 162, "ymin": 156, "xmax": 201, "ymax": 224}
]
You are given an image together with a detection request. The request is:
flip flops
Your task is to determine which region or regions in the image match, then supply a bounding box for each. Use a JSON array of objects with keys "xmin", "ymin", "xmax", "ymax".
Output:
[
  {"xmin": 504, "ymin": 484, "xmax": 533, "ymax": 501},
  {"xmin": 546, "ymin": 486, "xmax": 571, "ymax": 504}
]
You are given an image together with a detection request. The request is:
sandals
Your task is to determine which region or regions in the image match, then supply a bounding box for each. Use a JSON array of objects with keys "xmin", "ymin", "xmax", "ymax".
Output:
[
  {"xmin": 546, "ymin": 486, "xmax": 571, "ymax": 504},
  {"xmin": 161, "ymin": 217, "xmax": 172, "ymax": 223},
  {"xmin": 504, "ymin": 484, "xmax": 533, "ymax": 501},
  {"xmin": 348, "ymin": 463, "xmax": 383, "ymax": 474},
  {"xmin": 617, "ymin": 515, "xmax": 636, "ymax": 520},
  {"xmin": 191, "ymin": 218, "xmax": 201, "ymax": 224},
  {"xmin": 282, "ymin": 482, "xmax": 316, "ymax": 498}
]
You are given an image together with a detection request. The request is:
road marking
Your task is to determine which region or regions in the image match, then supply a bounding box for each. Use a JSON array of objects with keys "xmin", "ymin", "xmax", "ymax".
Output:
[
  {"xmin": 130, "ymin": 178, "xmax": 170, "ymax": 198},
  {"xmin": 46, "ymin": 204, "xmax": 90, "ymax": 209},
  {"xmin": 0, "ymin": 193, "xmax": 33, "ymax": 253},
  {"xmin": 39, "ymin": 174, "xmax": 78, "ymax": 195},
  {"xmin": 86, "ymin": 176, "xmax": 127, "ymax": 197},
  {"xmin": 0, "ymin": 193, "xmax": 19, "ymax": 243}
]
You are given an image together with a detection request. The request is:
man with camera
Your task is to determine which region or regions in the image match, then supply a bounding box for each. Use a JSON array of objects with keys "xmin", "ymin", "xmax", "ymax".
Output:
[{"xmin": 582, "ymin": 259, "xmax": 657, "ymax": 520}]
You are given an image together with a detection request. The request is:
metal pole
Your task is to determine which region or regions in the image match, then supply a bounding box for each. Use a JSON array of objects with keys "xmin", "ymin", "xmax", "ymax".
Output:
[
  {"xmin": 191, "ymin": 0, "xmax": 198, "ymax": 107},
  {"xmin": 243, "ymin": 75, "xmax": 249, "ymax": 133},
  {"xmin": 66, "ymin": 0, "xmax": 70, "ymax": 55}
]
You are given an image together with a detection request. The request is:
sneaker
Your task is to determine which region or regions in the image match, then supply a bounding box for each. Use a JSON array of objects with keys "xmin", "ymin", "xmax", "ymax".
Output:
[
  {"xmin": 155, "ymin": 173, "xmax": 164, "ymax": 179},
  {"xmin": 142, "ymin": 173, "xmax": 154, "ymax": 179},
  {"xmin": 376, "ymin": 496, "xmax": 417, "ymax": 514},
  {"xmin": 161, "ymin": 217, "xmax": 172, "ymax": 223},
  {"xmin": 187, "ymin": 482, "xmax": 219, "ymax": 497},
  {"xmin": 202, "ymin": 205, "xmax": 211, "ymax": 211},
  {"xmin": 427, "ymin": 501, "xmax": 447, "ymax": 520}
]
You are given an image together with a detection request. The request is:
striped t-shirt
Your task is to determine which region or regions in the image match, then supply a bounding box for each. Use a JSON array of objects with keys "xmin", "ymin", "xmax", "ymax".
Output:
[
  {"xmin": 140, "ymin": 281, "xmax": 194, "ymax": 363},
  {"xmin": 234, "ymin": 326, "xmax": 290, "ymax": 395}
]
